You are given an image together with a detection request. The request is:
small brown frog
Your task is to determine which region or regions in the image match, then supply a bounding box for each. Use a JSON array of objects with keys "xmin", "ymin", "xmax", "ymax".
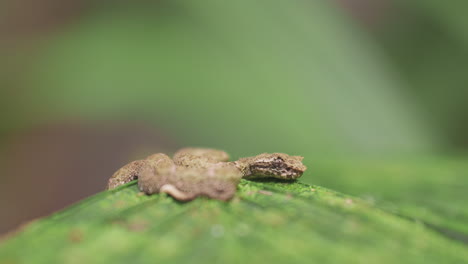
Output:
[{"xmin": 107, "ymin": 148, "xmax": 307, "ymax": 201}]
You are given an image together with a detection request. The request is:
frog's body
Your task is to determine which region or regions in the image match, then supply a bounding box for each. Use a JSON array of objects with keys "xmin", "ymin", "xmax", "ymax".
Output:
[{"xmin": 107, "ymin": 148, "xmax": 307, "ymax": 201}]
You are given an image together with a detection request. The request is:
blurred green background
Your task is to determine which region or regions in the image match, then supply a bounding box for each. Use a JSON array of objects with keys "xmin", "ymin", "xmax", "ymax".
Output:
[{"xmin": 0, "ymin": 0, "xmax": 467, "ymax": 235}]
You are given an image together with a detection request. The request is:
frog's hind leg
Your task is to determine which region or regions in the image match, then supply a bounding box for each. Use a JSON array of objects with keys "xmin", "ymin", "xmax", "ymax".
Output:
[
  {"xmin": 138, "ymin": 153, "xmax": 176, "ymax": 194},
  {"xmin": 106, "ymin": 153, "xmax": 174, "ymax": 190},
  {"xmin": 106, "ymin": 160, "xmax": 147, "ymax": 190}
]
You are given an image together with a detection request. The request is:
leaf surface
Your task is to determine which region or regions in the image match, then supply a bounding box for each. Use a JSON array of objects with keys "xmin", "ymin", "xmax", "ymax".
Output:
[{"xmin": 1, "ymin": 176, "xmax": 467, "ymax": 264}]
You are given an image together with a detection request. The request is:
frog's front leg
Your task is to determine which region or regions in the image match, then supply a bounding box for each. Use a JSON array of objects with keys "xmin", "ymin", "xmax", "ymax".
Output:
[{"xmin": 159, "ymin": 184, "xmax": 197, "ymax": 201}]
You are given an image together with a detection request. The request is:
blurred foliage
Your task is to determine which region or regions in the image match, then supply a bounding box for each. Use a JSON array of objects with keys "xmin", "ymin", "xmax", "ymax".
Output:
[
  {"xmin": 2, "ymin": 0, "xmax": 442, "ymax": 157},
  {"xmin": 375, "ymin": 0, "xmax": 468, "ymax": 148}
]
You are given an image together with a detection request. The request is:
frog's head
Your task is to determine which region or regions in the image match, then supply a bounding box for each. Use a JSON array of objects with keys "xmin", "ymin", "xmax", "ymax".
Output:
[{"xmin": 247, "ymin": 153, "xmax": 307, "ymax": 180}]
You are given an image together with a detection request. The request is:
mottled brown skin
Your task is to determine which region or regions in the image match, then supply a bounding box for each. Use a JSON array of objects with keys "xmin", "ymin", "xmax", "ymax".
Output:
[
  {"xmin": 173, "ymin": 147, "xmax": 230, "ymax": 168},
  {"xmin": 235, "ymin": 153, "xmax": 306, "ymax": 180},
  {"xmin": 136, "ymin": 153, "xmax": 241, "ymax": 201},
  {"xmin": 106, "ymin": 160, "xmax": 146, "ymax": 190},
  {"xmin": 107, "ymin": 148, "xmax": 307, "ymax": 201},
  {"xmin": 137, "ymin": 153, "xmax": 175, "ymax": 194}
]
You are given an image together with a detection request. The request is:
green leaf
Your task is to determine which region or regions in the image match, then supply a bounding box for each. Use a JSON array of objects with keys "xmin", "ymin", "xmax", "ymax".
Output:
[
  {"xmin": 307, "ymin": 156, "xmax": 468, "ymax": 236},
  {"xmin": 1, "ymin": 177, "xmax": 467, "ymax": 264}
]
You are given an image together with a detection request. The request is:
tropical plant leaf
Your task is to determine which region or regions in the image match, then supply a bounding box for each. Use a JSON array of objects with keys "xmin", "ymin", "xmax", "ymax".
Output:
[
  {"xmin": 1, "ymin": 176, "xmax": 467, "ymax": 264},
  {"xmin": 308, "ymin": 156, "xmax": 468, "ymax": 235}
]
